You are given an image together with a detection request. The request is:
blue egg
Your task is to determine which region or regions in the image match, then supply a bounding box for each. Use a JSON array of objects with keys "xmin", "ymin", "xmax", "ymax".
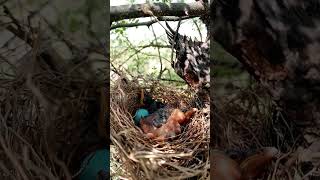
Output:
[
  {"xmin": 79, "ymin": 149, "xmax": 109, "ymax": 180},
  {"xmin": 134, "ymin": 109, "xmax": 149, "ymax": 125}
]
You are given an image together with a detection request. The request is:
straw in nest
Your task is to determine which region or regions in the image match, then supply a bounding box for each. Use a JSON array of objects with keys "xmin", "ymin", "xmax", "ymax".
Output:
[{"xmin": 110, "ymin": 79, "xmax": 210, "ymax": 179}]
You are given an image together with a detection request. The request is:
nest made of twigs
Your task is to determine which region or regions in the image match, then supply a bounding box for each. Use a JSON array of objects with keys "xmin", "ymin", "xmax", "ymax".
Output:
[
  {"xmin": 110, "ymin": 79, "xmax": 210, "ymax": 179},
  {"xmin": 0, "ymin": 61, "xmax": 106, "ymax": 179},
  {"xmin": 213, "ymin": 84, "xmax": 320, "ymax": 179}
]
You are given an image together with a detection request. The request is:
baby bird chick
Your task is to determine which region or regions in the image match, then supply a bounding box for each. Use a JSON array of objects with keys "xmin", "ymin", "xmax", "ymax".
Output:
[
  {"xmin": 240, "ymin": 147, "xmax": 279, "ymax": 179},
  {"xmin": 211, "ymin": 147, "xmax": 279, "ymax": 180},
  {"xmin": 211, "ymin": 150, "xmax": 243, "ymax": 180},
  {"xmin": 140, "ymin": 108, "xmax": 197, "ymax": 141}
]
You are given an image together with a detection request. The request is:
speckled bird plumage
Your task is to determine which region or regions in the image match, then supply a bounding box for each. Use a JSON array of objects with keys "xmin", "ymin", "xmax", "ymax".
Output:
[{"xmin": 165, "ymin": 22, "xmax": 210, "ymax": 93}]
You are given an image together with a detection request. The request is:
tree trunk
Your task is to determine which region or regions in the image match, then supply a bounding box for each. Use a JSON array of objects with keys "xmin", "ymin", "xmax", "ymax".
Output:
[{"xmin": 212, "ymin": 0, "xmax": 320, "ymax": 143}]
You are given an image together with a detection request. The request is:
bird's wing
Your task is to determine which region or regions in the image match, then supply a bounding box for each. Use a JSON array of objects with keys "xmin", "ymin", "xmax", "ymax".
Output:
[{"xmin": 165, "ymin": 22, "xmax": 210, "ymax": 91}]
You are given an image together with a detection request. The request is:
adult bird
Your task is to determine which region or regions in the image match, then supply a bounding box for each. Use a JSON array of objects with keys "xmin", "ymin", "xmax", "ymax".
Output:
[{"xmin": 165, "ymin": 22, "xmax": 210, "ymax": 105}]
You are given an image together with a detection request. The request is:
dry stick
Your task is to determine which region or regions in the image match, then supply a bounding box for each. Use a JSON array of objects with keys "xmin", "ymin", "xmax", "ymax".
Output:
[
  {"xmin": 0, "ymin": 161, "xmax": 15, "ymax": 179},
  {"xmin": 21, "ymin": 147, "xmax": 56, "ymax": 180},
  {"xmin": 3, "ymin": 5, "xmax": 23, "ymax": 32},
  {"xmin": 285, "ymin": 169, "xmax": 293, "ymax": 180},
  {"xmin": 51, "ymin": 154, "xmax": 72, "ymax": 180},
  {"xmin": 40, "ymin": 15, "xmax": 80, "ymax": 54},
  {"xmin": 150, "ymin": 24, "xmax": 164, "ymax": 79},
  {"xmin": 43, "ymin": 126, "xmax": 72, "ymax": 180},
  {"xmin": 192, "ymin": 18, "xmax": 202, "ymax": 41},
  {"xmin": 170, "ymin": 18, "xmax": 182, "ymax": 66},
  {"xmin": 29, "ymin": 56, "xmax": 72, "ymax": 180},
  {"xmin": 271, "ymin": 151, "xmax": 291, "ymax": 180},
  {"xmin": 0, "ymin": 85, "xmax": 30, "ymax": 180},
  {"xmin": 133, "ymin": 151, "xmax": 193, "ymax": 159},
  {"xmin": 111, "ymin": 16, "xmax": 194, "ymax": 30},
  {"xmin": 114, "ymin": 32, "xmax": 168, "ymax": 77},
  {"xmin": 302, "ymin": 167, "xmax": 317, "ymax": 180},
  {"xmin": 140, "ymin": 160, "xmax": 152, "ymax": 180},
  {"xmin": 137, "ymin": 43, "xmax": 171, "ymax": 49},
  {"xmin": 163, "ymin": 162, "xmax": 202, "ymax": 176},
  {"xmin": 110, "ymin": 135, "xmax": 137, "ymax": 162},
  {"xmin": 142, "ymin": 4, "xmax": 184, "ymax": 61},
  {"xmin": 0, "ymin": 134, "xmax": 29, "ymax": 180},
  {"xmin": 225, "ymin": 113, "xmax": 263, "ymax": 147},
  {"xmin": 111, "ymin": 2, "xmax": 205, "ymax": 22},
  {"xmin": 7, "ymin": 127, "xmax": 55, "ymax": 176}
]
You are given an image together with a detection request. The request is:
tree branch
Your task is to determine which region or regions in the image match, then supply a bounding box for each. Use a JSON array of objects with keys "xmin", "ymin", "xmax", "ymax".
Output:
[
  {"xmin": 137, "ymin": 43, "xmax": 171, "ymax": 49},
  {"xmin": 149, "ymin": 24, "xmax": 163, "ymax": 79},
  {"xmin": 110, "ymin": 16, "xmax": 195, "ymax": 30},
  {"xmin": 110, "ymin": 2, "xmax": 206, "ymax": 22}
]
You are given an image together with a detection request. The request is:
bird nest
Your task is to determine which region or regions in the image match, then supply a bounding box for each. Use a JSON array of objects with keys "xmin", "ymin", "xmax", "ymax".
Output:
[
  {"xmin": 110, "ymin": 79, "xmax": 210, "ymax": 179},
  {"xmin": 0, "ymin": 66, "xmax": 106, "ymax": 179},
  {"xmin": 213, "ymin": 85, "xmax": 320, "ymax": 179}
]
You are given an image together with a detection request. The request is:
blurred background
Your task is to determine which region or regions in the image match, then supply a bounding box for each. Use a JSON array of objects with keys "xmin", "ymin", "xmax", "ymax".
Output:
[
  {"xmin": 0, "ymin": 0, "xmax": 108, "ymax": 179},
  {"xmin": 110, "ymin": 0, "xmax": 251, "ymax": 96},
  {"xmin": 110, "ymin": 0, "xmax": 208, "ymax": 88},
  {"xmin": 0, "ymin": 0, "xmax": 107, "ymax": 80}
]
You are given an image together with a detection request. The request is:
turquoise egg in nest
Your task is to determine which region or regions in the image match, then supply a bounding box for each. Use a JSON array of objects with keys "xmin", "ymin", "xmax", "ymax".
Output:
[
  {"xmin": 134, "ymin": 108, "xmax": 149, "ymax": 125},
  {"xmin": 79, "ymin": 149, "xmax": 109, "ymax": 180}
]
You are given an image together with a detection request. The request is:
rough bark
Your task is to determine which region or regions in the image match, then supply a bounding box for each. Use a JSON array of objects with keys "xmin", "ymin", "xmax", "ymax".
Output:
[
  {"xmin": 212, "ymin": 0, "xmax": 320, "ymax": 143},
  {"xmin": 110, "ymin": 2, "xmax": 206, "ymax": 22}
]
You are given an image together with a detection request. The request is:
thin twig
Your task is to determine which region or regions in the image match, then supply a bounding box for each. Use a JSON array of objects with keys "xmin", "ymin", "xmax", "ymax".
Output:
[
  {"xmin": 150, "ymin": 23, "xmax": 164, "ymax": 79},
  {"xmin": 0, "ymin": 134, "xmax": 29, "ymax": 180},
  {"xmin": 170, "ymin": 18, "xmax": 182, "ymax": 66},
  {"xmin": 110, "ymin": 16, "xmax": 195, "ymax": 30},
  {"xmin": 192, "ymin": 18, "xmax": 203, "ymax": 41},
  {"xmin": 271, "ymin": 151, "xmax": 291, "ymax": 180}
]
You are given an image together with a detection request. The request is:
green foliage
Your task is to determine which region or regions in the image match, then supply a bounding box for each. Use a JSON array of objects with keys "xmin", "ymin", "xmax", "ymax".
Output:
[
  {"xmin": 150, "ymin": 0, "xmax": 172, "ymax": 3},
  {"xmin": 110, "ymin": 26, "xmax": 184, "ymax": 86},
  {"xmin": 110, "ymin": 2, "xmax": 206, "ymax": 87},
  {"xmin": 52, "ymin": 0, "xmax": 105, "ymax": 41},
  {"xmin": 114, "ymin": 27, "xmax": 126, "ymax": 35},
  {"xmin": 103, "ymin": 1, "xmax": 239, "ymax": 87}
]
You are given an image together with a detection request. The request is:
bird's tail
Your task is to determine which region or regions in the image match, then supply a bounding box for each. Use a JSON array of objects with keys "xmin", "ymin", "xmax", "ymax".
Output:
[
  {"xmin": 165, "ymin": 22, "xmax": 178, "ymax": 47},
  {"xmin": 165, "ymin": 21, "xmax": 203, "ymax": 51}
]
